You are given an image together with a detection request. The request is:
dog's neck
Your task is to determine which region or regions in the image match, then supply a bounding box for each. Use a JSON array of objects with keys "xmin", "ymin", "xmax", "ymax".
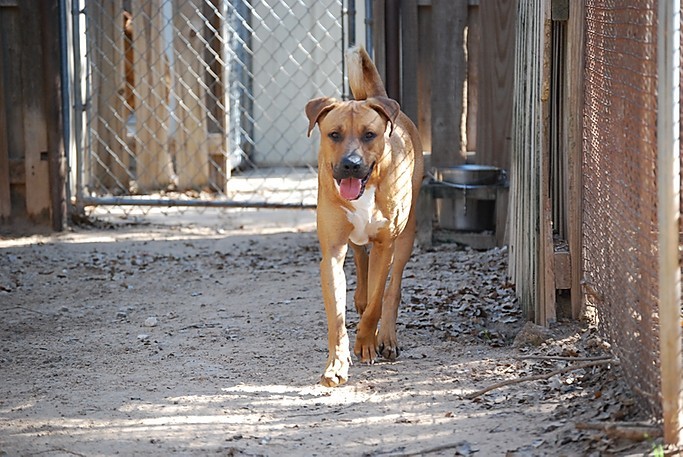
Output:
[{"xmin": 344, "ymin": 186, "xmax": 389, "ymax": 245}]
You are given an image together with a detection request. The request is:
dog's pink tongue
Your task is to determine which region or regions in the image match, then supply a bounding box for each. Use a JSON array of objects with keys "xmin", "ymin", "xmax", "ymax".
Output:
[{"xmin": 339, "ymin": 178, "xmax": 362, "ymax": 200}]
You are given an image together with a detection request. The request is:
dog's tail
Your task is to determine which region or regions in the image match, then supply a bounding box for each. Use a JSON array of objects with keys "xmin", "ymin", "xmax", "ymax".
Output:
[{"xmin": 346, "ymin": 45, "xmax": 387, "ymax": 100}]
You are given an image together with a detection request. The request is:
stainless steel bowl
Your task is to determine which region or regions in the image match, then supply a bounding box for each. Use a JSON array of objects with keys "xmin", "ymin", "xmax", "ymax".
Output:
[{"xmin": 437, "ymin": 164, "xmax": 502, "ymax": 186}]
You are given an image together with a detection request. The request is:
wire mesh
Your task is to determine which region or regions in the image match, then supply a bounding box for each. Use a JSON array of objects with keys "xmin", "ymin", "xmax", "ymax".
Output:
[
  {"xmin": 76, "ymin": 0, "xmax": 344, "ymax": 214},
  {"xmin": 583, "ymin": 0, "xmax": 662, "ymax": 416}
]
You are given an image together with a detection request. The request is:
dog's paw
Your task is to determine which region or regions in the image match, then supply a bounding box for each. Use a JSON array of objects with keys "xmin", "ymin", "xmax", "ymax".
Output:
[
  {"xmin": 320, "ymin": 355, "xmax": 351, "ymax": 387},
  {"xmin": 378, "ymin": 341, "xmax": 400, "ymax": 360},
  {"xmin": 377, "ymin": 328, "xmax": 400, "ymax": 360},
  {"xmin": 353, "ymin": 334, "xmax": 378, "ymax": 364}
]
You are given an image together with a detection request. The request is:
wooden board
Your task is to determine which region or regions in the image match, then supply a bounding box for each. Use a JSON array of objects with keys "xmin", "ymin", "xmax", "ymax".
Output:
[
  {"xmin": 91, "ymin": 0, "xmax": 127, "ymax": 191},
  {"xmin": 400, "ymin": 0, "xmax": 419, "ymax": 124},
  {"xmin": 417, "ymin": 4, "xmax": 432, "ymax": 155},
  {"xmin": 0, "ymin": 6, "xmax": 11, "ymax": 219},
  {"xmin": 565, "ymin": 0, "xmax": 585, "ymax": 319},
  {"xmin": 430, "ymin": 0, "xmax": 467, "ymax": 168},
  {"xmin": 173, "ymin": 0, "xmax": 209, "ymax": 190},
  {"xmin": 133, "ymin": 0, "xmax": 173, "ymax": 191},
  {"xmin": 20, "ymin": 1, "xmax": 50, "ymax": 222},
  {"xmin": 476, "ymin": 0, "xmax": 516, "ymax": 170}
]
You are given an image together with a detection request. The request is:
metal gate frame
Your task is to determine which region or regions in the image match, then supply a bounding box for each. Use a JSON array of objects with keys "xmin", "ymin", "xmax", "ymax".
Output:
[{"xmin": 64, "ymin": 0, "xmax": 363, "ymax": 214}]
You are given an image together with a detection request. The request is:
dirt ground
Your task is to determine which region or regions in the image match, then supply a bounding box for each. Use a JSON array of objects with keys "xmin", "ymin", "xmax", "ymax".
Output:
[{"xmin": 0, "ymin": 208, "xmax": 658, "ymax": 456}]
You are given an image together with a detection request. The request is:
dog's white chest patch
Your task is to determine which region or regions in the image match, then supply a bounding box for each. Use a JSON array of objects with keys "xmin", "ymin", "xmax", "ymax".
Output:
[{"xmin": 344, "ymin": 186, "xmax": 388, "ymax": 245}]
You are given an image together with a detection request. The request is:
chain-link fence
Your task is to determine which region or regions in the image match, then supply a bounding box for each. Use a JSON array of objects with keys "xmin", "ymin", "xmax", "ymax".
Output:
[
  {"xmin": 583, "ymin": 0, "xmax": 669, "ymax": 418},
  {"xmin": 73, "ymin": 0, "xmax": 348, "ymax": 212}
]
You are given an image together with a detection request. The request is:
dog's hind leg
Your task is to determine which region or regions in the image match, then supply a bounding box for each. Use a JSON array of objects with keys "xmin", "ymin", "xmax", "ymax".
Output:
[{"xmin": 350, "ymin": 242, "xmax": 369, "ymax": 316}]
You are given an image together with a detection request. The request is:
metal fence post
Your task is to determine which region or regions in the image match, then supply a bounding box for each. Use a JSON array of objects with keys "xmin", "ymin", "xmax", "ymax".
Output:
[{"xmin": 657, "ymin": 0, "xmax": 682, "ymax": 446}]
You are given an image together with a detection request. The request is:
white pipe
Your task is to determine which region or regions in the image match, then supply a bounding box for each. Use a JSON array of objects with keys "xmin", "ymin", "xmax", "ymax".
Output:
[{"xmin": 657, "ymin": 0, "xmax": 682, "ymax": 446}]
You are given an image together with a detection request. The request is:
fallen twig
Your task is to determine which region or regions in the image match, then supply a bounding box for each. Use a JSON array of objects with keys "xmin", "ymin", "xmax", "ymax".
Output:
[
  {"xmin": 464, "ymin": 359, "xmax": 614, "ymax": 400},
  {"xmin": 366, "ymin": 441, "xmax": 473, "ymax": 456},
  {"xmin": 575, "ymin": 421, "xmax": 662, "ymax": 441},
  {"xmin": 513, "ymin": 355, "xmax": 613, "ymax": 362}
]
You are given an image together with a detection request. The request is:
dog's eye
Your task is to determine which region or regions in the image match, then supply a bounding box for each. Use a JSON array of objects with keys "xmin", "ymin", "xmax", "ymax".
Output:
[
  {"xmin": 328, "ymin": 132, "xmax": 342, "ymax": 142},
  {"xmin": 363, "ymin": 131, "xmax": 377, "ymax": 141}
]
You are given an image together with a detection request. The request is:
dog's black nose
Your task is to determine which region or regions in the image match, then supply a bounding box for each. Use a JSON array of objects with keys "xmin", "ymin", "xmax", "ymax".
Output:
[{"xmin": 341, "ymin": 154, "xmax": 363, "ymax": 173}]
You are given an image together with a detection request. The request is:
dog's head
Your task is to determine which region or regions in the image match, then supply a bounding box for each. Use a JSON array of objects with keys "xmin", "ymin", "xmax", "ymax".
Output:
[{"xmin": 305, "ymin": 96, "xmax": 400, "ymax": 201}]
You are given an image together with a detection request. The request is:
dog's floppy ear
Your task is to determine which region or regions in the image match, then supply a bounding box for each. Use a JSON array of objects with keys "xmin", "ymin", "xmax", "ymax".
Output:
[
  {"xmin": 366, "ymin": 96, "xmax": 400, "ymax": 136},
  {"xmin": 305, "ymin": 97, "xmax": 339, "ymax": 137}
]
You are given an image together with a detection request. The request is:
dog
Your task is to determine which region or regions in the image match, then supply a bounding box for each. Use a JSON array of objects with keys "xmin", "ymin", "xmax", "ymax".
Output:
[{"xmin": 305, "ymin": 46, "xmax": 424, "ymax": 386}]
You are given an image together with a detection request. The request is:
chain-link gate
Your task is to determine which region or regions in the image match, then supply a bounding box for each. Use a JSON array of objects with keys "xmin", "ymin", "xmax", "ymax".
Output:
[{"xmin": 71, "ymin": 0, "xmax": 348, "ymax": 213}]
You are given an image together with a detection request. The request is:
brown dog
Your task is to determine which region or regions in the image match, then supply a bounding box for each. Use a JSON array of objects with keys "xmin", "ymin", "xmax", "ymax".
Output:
[{"xmin": 305, "ymin": 46, "xmax": 424, "ymax": 386}]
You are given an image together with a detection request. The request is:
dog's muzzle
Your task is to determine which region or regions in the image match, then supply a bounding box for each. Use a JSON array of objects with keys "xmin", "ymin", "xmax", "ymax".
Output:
[{"xmin": 332, "ymin": 153, "xmax": 374, "ymax": 201}]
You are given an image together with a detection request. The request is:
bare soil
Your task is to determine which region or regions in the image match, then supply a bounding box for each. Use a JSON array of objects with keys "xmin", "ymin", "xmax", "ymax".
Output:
[{"xmin": 0, "ymin": 209, "xmax": 656, "ymax": 456}]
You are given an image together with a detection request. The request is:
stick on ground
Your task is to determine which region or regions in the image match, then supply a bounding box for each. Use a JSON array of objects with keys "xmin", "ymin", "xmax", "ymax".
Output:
[{"xmin": 464, "ymin": 359, "xmax": 614, "ymax": 400}]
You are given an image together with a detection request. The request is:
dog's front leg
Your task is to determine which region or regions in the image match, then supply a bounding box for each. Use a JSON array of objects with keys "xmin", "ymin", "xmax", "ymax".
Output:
[
  {"xmin": 320, "ymin": 243, "xmax": 351, "ymax": 387},
  {"xmin": 354, "ymin": 238, "xmax": 393, "ymax": 363}
]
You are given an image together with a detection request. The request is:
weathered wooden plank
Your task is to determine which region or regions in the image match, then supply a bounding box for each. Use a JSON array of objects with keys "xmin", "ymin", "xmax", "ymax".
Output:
[
  {"xmin": 477, "ymin": 0, "xmax": 516, "ymax": 170},
  {"xmin": 372, "ymin": 0, "xmax": 386, "ymax": 85},
  {"xmin": 400, "ymin": 0, "xmax": 418, "ymax": 124},
  {"xmin": 417, "ymin": 4, "xmax": 432, "ymax": 155},
  {"xmin": 90, "ymin": 0, "xmax": 128, "ymax": 192},
  {"xmin": 40, "ymin": 0, "xmax": 67, "ymax": 230},
  {"xmin": 133, "ymin": 0, "xmax": 173, "ymax": 191},
  {"xmin": 565, "ymin": 0, "xmax": 584, "ymax": 319},
  {"xmin": 431, "ymin": 0, "xmax": 467, "ymax": 168},
  {"xmin": 173, "ymin": 0, "xmax": 209, "ymax": 190},
  {"xmin": 466, "ymin": 3, "xmax": 479, "ymax": 153},
  {"xmin": 539, "ymin": 1, "xmax": 556, "ymax": 325},
  {"xmin": 0, "ymin": 8, "xmax": 11, "ymax": 220},
  {"xmin": 20, "ymin": 0, "xmax": 50, "ymax": 222}
]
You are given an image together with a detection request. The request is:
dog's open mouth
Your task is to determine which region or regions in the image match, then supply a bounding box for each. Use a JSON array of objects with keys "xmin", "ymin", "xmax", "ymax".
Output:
[{"xmin": 336, "ymin": 165, "xmax": 373, "ymax": 201}]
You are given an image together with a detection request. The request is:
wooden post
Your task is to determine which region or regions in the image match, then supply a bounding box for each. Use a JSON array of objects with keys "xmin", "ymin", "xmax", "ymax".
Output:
[
  {"xmin": 133, "ymin": 0, "xmax": 173, "ymax": 191},
  {"xmin": 539, "ymin": 0, "xmax": 556, "ymax": 325},
  {"xmin": 173, "ymin": 0, "xmax": 209, "ymax": 190},
  {"xmin": 372, "ymin": 0, "xmax": 386, "ymax": 87},
  {"xmin": 476, "ymin": 0, "xmax": 516, "ymax": 171},
  {"xmin": 20, "ymin": 0, "xmax": 51, "ymax": 222},
  {"xmin": 431, "ymin": 0, "xmax": 467, "ymax": 169},
  {"xmin": 417, "ymin": 3, "xmax": 432, "ymax": 154},
  {"xmin": 41, "ymin": 0, "xmax": 67, "ymax": 230},
  {"xmin": 565, "ymin": 0, "xmax": 585, "ymax": 319},
  {"xmin": 656, "ymin": 0, "xmax": 683, "ymax": 446},
  {"xmin": 0, "ymin": 8, "xmax": 10, "ymax": 221},
  {"xmin": 90, "ymin": 0, "xmax": 128, "ymax": 192},
  {"xmin": 400, "ymin": 0, "xmax": 418, "ymax": 124}
]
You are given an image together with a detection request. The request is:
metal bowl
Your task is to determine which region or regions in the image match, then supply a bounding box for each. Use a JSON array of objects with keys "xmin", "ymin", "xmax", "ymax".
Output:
[{"xmin": 437, "ymin": 164, "xmax": 502, "ymax": 186}]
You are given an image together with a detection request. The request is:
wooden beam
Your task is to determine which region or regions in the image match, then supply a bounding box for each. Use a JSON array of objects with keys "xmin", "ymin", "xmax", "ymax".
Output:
[
  {"xmin": 400, "ymin": 0, "xmax": 418, "ymax": 124},
  {"xmin": 417, "ymin": 3, "xmax": 432, "ymax": 154},
  {"xmin": 476, "ymin": 0, "xmax": 516, "ymax": 170},
  {"xmin": 0, "ymin": 7, "xmax": 10, "ymax": 220},
  {"xmin": 565, "ymin": 0, "xmax": 585, "ymax": 319},
  {"xmin": 20, "ymin": 0, "xmax": 50, "ymax": 222},
  {"xmin": 41, "ymin": 0, "xmax": 67, "ymax": 231},
  {"xmin": 173, "ymin": 0, "xmax": 209, "ymax": 190},
  {"xmin": 431, "ymin": 0, "xmax": 467, "ymax": 168}
]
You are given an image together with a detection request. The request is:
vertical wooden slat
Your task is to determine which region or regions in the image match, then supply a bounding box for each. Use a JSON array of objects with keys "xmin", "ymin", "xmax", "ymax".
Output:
[
  {"xmin": 539, "ymin": 1, "xmax": 556, "ymax": 325},
  {"xmin": 476, "ymin": 0, "xmax": 516, "ymax": 170},
  {"xmin": 90, "ymin": 0, "xmax": 127, "ymax": 191},
  {"xmin": 20, "ymin": 1, "xmax": 50, "ymax": 222},
  {"xmin": 431, "ymin": 0, "xmax": 467, "ymax": 168},
  {"xmin": 0, "ymin": 6, "xmax": 11, "ymax": 220},
  {"xmin": 372, "ymin": 0, "xmax": 386, "ymax": 85},
  {"xmin": 41, "ymin": 0, "xmax": 67, "ymax": 230},
  {"xmin": 133, "ymin": 0, "xmax": 173, "ymax": 190},
  {"xmin": 565, "ymin": 0, "xmax": 585, "ymax": 319},
  {"xmin": 417, "ymin": 3, "xmax": 432, "ymax": 154},
  {"xmin": 174, "ymin": 0, "xmax": 209, "ymax": 190},
  {"xmin": 466, "ymin": 3, "xmax": 480, "ymax": 153},
  {"xmin": 400, "ymin": 0, "xmax": 418, "ymax": 124}
]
